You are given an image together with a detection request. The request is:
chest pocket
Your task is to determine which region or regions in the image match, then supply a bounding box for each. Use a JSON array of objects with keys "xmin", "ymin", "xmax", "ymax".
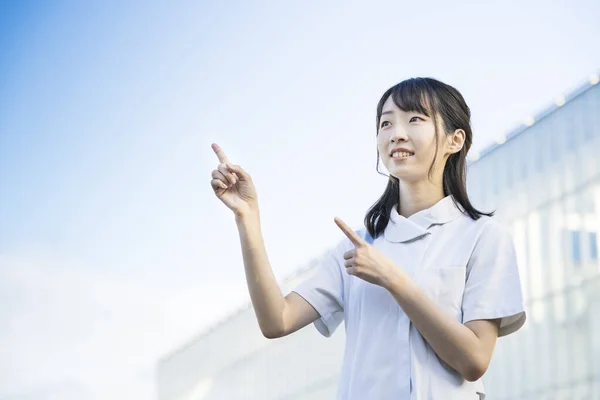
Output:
[{"xmin": 418, "ymin": 265, "xmax": 466, "ymax": 318}]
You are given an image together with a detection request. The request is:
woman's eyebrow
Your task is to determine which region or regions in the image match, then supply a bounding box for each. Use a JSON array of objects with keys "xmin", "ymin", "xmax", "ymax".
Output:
[{"xmin": 382, "ymin": 109, "xmax": 427, "ymax": 117}]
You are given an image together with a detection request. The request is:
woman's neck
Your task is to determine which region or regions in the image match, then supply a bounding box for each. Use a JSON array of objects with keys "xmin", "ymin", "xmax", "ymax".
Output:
[{"xmin": 397, "ymin": 180, "xmax": 445, "ymax": 218}]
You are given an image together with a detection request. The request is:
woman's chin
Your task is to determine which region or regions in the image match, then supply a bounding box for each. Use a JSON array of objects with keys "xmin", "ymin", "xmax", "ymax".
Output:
[{"xmin": 390, "ymin": 170, "xmax": 424, "ymax": 183}]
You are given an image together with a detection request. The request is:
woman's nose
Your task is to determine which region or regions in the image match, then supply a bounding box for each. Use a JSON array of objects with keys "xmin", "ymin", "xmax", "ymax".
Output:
[{"xmin": 390, "ymin": 128, "xmax": 408, "ymax": 143}]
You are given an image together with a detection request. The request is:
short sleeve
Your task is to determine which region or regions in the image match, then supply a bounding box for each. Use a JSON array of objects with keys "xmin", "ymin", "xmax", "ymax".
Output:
[
  {"xmin": 292, "ymin": 239, "xmax": 349, "ymax": 338},
  {"xmin": 462, "ymin": 219, "xmax": 527, "ymax": 337}
]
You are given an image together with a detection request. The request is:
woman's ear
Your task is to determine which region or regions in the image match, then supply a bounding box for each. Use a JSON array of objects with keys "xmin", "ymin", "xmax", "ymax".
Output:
[{"xmin": 447, "ymin": 129, "xmax": 465, "ymax": 154}]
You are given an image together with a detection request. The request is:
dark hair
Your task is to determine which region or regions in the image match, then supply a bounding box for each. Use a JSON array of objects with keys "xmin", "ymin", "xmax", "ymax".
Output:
[{"xmin": 364, "ymin": 77, "xmax": 493, "ymax": 239}]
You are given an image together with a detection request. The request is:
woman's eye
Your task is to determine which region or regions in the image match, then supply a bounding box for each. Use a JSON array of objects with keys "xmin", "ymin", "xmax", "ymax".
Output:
[
  {"xmin": 380, "ymin": 121, "xmax": 391, "ymax": 128},
  {"xmin": 409, "ymin": 116, "xmax": 422, "ymax": 123}
]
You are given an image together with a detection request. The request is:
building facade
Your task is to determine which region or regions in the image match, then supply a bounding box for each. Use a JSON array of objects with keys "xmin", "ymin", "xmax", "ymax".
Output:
[
  {"xmin": 156, "ymin": 257, "xmax": 346, "ymax": 400},
  {"xmin": 157, "ymin": 74, "xmax": 600, "ymax": 400},
  {"xmin": 466, "ymin": 75, "xmax": 600, "ymax": 399}
]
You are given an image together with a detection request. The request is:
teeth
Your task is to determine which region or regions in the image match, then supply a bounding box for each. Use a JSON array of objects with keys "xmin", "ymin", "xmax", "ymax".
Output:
[{"xmin": 392, "ymin": 152, "xmax": 412, "ymax": 158}]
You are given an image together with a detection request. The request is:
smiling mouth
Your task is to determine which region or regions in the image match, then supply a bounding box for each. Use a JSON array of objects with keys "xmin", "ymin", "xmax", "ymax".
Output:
[{"xmin": 391, "ymin": 151, "xmax": 414, "ymax": 159}]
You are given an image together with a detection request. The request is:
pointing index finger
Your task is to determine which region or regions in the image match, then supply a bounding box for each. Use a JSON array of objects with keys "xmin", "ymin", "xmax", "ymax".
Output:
[
  {"xmin": 211, "ymin": 143, "xmax": 230, "ymax": 164},
  {"xmin": 334, "ymin": 217, "xmax": 366, "ymax": 247}
]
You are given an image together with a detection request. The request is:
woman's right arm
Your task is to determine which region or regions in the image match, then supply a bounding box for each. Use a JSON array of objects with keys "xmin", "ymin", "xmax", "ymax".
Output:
[
  {"xmin": 210, "ymin": 143, "xmax": 319, "ymax": 338},
  {"xmin": 235, "ymin": 209, "xmax": 320, "ymax": 338}
]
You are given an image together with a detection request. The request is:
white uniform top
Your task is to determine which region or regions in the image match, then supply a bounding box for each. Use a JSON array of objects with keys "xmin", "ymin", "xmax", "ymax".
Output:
[{"xmin": 292, "ymin": 195, "xmax": 526, "ymax": 400}]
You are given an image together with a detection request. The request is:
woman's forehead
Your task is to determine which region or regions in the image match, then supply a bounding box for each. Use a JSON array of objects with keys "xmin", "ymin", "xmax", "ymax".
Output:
[{"xmin": 382, "ymin": 91, "xmax": 433, "ymax": 115}]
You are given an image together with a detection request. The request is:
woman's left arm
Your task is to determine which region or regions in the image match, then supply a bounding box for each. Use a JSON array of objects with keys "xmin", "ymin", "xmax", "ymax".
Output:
[{"xmin": 386, "ymin": 273, "xmax": 500, "ymax": 382}]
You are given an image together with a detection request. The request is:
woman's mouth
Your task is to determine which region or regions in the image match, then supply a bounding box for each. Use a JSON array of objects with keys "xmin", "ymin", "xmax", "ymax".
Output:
[{"xmin": 391, "ymin": 151, "xmax": 414, "ymax": 159}]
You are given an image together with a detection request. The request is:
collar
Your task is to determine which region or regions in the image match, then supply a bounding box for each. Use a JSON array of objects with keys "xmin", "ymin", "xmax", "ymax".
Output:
[{"xmin": 384, "ymin": 195, "xmax": 465, "ymax": 243}]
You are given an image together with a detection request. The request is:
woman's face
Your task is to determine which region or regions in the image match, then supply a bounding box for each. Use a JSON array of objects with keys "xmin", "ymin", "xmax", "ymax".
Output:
[{"xmin": 377, "ymin": 95, "xmax": 447, "ymax": 183}]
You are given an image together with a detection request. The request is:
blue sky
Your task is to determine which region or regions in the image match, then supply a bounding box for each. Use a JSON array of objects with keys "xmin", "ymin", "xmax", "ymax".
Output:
[{"xmin": 1, "ymin": 0, "xmax": 599, "ymax": 398}]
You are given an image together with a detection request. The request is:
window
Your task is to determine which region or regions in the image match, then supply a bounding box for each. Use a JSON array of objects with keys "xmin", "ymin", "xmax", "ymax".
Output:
[
  {"xmin": 548, "ymin": 202, "xmax": 566, "ymax": 292},
  {"xmin": 492, "ymin": 157, "xmax": 500, "ymax": 194},
  {"xmin": 506, "ymin": 155, "xmax": 513, "ymax": 188},
  {"xmin": 584, "ymin": 87, "xmax": 599, "ymax": 140},
  {"xmin": 569, "ymin": 230, "xmax": 582, "ymax": 266},
  {"xmin": 590, "ymin": 232, "xmax": 598, "ymax": 261},
  {"xmin": 548, "ymin": 116, "xmax": 559, "ymax": 162},
  {"xmin": 566, "ymin": 113, "xmax": 576, "ymax": 150},
  {"xmin": 584, "ymin": 99, "xmax": 594, "ymax": 140},
  {"xmin": 535, "ymin": 139, "xmax": 543, "ymax": 172},
  {"xmin": 521, "ymin": 153, "xmax": 528, "ymax": 180}
]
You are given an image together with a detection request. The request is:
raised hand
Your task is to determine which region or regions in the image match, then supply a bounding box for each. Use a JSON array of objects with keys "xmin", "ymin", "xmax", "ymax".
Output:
[
  {"xmin": 210, "ymin": 143, "xmax": 258, "ymax": 217},
  {"xmin": 334, "ymin": 217, "xmax": 401, "ymax": 289}
]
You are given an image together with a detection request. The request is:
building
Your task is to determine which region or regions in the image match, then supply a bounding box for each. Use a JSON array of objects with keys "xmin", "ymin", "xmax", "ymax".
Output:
[
  {"xmin": 157, "ymin": 72, "xmax": 600, "ymax": 400},
  {"xmin": 466, "ymin": 73, "xmax": 600, "ymax": 399},
  {"xmin": 156, "ymin": 256, "xmax": 345, "ymax": 400}
]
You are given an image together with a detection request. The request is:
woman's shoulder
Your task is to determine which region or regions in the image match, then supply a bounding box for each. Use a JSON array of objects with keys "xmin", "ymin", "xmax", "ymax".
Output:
[{"xmin": 458, "ymin": 213, "xmax": 512, "ymax": 240}]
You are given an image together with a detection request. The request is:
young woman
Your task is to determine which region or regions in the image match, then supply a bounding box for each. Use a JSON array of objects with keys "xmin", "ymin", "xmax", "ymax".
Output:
[{"xmin": 210, "ymin": 77, "xmax": 526, "ymax": 399}]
